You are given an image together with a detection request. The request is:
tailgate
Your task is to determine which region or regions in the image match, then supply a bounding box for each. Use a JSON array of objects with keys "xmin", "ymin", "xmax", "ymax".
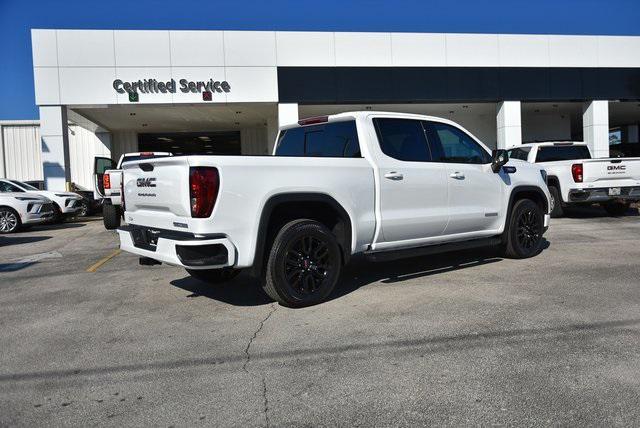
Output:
[
  {"xmin": 583, "ymin": 158, "xmax": 640, "ymax": 184},
  {"xmin": 104, "ymin": 170, "xmax": 122, "ymax": 197},
  {"xmin": 122, "ymin": 157, "xmax": 191, "ymax": 218}
]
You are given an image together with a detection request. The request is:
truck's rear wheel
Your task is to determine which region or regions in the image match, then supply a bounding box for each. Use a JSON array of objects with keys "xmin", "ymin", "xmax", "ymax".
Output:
[
  {"xmin": 548, "ymin": 186, "xmax": 564, "ymax": 218},
  {"xmin": 502, "ymin": 199, "xmax": 544, "ymax": 259},
  {"xmin": 263, "ymin": 219, "xmax": 342, "ymax": 308},
  {"xmin": 602, "ymin": 201, "xmax": 630, "ymax": 216},
  {"xmin": 103, "ymin": 204, "xmax": 121, "ymax": 230},
  {"xmin": 186, "ymin": 268, "xmax": 241, "ymax": 284}
]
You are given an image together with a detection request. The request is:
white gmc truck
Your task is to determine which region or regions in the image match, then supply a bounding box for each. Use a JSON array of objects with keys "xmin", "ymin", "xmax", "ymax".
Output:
[
  {"xmin": 507, "ymin": 142, "xmax": 640, "ymax": 217},
  {"xmin": 117, "ymin": 112, "xmax": 551, "ymax": 307}
]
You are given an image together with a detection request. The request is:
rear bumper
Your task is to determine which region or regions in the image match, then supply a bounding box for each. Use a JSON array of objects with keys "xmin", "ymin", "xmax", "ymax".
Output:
[
  {"xmin": 568, "ymin": 186, "xmax": 640, "ymax": 203},
  {"xmin": 117, "ymin": 225, "xmax": 237, "ymax": 270}
]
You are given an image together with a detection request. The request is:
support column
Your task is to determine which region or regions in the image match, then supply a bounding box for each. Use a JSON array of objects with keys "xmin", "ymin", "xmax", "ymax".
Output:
[
  {"xmin": 267, "ymin": 103, "xmax": 299, "ymax": 154},
  {"xmin": 583, "ymin": 101, "xmax": 609, "ymax": 158},
  {"xmin": 496, "ymin": 101, "xmax": 522, "ymax": 149},
  {"xmin": 40, "ymin": 106, "xmax": 71, "ymax": 191}
]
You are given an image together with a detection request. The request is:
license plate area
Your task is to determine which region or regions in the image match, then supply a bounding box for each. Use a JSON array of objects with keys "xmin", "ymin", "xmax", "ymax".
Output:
[
  {"xmin": 608, "ymin": 187, "xmax": 621, "ymax": 196},
  {"xmin": 131, "ymin": 227, "xmax": 161, "ymax": 251}
]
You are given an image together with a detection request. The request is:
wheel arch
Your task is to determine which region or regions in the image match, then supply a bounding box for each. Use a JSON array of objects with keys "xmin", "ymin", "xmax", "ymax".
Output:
[
  {"xmin": 252, "ymin": 193, "xmax": 353, "ymax": 275},
  {"xmin": 502, "ymin": 185, "xmax": 549, "ymax": 241}
]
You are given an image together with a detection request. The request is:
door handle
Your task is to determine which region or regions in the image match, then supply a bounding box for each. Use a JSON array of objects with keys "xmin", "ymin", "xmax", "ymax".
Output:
[
  {"xmin": 449, "ymin": 172, "xmax": 465, "ymax": 180},
  {"xmin": 384, "ymin": 172, "xmax": 404, "ymax": 181}
]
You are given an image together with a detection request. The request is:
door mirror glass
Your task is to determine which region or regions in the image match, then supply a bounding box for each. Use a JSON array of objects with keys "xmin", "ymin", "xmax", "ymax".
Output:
[{"xmin": 491, "ymin": 149, "xmax": 509, "ymax": 173}]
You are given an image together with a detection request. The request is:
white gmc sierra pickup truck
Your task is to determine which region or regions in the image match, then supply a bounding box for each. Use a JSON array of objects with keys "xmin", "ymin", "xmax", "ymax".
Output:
[
  {"xmin": 117, "ymin": 112, "xmax": 551, "ymax": 307},
  {"xmin": 94, "ymin": 152, "xmax": 171, "ymax": 230},
  {"xmin": 507, "ymin": 142, "xmax": 640, "ymax": 217}
]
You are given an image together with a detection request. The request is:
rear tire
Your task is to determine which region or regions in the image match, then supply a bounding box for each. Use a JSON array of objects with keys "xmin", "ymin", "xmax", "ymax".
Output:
[
  {"xmin": 548, "ymin": 186, "xmax": 564, "ymax": 218},
  {"xmin": 263, "ymin": 219, "xmax": 342, "ymax": 308},
  {"xmin": 603, "ymin": 201, "xmax": 630, "ymax": 216},
  {"xmin": 0, "ymin": 207, "xmax": 21, "ymax": 234},
  {"xmin": 186, "ymin": 268, "xmax": 241, "ymax": 284},
  {"xmin": 502, "ymin": 199, "xmax": 544, "ymax": 259},
  {"xmin": 77, "ymin": 200, "xmax": 90, "ymax": 217},
  {"xmin": 103, "ymin": 204, "xmax": 121, "ymax": 230}
]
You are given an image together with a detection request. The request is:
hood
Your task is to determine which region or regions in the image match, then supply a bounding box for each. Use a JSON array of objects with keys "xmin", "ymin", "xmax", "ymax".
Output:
[
  {"xmin": 33, "ymin": 190, "xmax": 82, "ymax": 199},
  {"xmin": 2, "ymin": 192, "xmax": 52, "ymax": 203}
]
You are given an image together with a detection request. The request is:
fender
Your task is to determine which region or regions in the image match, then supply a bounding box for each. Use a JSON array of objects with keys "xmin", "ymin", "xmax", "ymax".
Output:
[
  {"xmin": 502, "ymin": 185, "xmax": 549, "ymax": 241},
  {"xmin": 546, "ymin": 175, "xmax": 561, "ymax": 193},
  {"xmin": 252, "ymin": 192, "xmax": 354, "ymax": 275}
]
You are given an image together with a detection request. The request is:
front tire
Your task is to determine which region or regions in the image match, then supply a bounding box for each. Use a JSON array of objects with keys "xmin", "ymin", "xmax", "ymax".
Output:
[
  {"xmin": 77, "ymin": 200, "xmax": 89, "ymax": 217},
  {"xmin": 186, "ymin": 268, "xmax": 241, "ymax": 284},
  {"xmin": 0, "ymin": 207, "xmax": 21, "ymax": 234},
  {"xmin": 548, "ymin": 186, "xmax": 564, "ymax": 218},
  {"xmin": 502, "ymin": 199, "xmax": 544, "ymax": 259},
  {"xmin": 102, "ymin": 203, "xmax": 121, "ymax": 230},
  {"xmin": 263, "ymin": 219, "xmax": 342, "ymax": 308},
  {"xmin": 602, "ymin": 201, "xmax": 630, "ymax": 216}
]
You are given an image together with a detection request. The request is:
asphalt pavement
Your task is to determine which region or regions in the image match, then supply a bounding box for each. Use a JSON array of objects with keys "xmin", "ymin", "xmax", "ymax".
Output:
[{"xmin": 0, "ymin": 207, "xmax": 639, "ymax": 426}]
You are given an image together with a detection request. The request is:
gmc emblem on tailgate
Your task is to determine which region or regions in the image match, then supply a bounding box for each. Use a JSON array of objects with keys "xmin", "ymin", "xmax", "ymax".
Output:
[
  {"xmin": 136, "ymin": 177, "xmax": 157, "ymax": 187},
  {"xmin": 607, "ymin": 165, "xmax": 626, "ymax": 171}
]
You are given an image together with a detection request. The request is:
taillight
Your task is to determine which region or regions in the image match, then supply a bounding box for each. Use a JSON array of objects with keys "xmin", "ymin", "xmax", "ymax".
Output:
[
  {"xmin": 103, "ymin": 174, "xmax": 111, "ymax": 189},
  {"xmin": 189, "ymin": 167, "xmax": 219, "ymax": 218},
  {"xmin": 571, "ymin": 163, "xmax": 583, "ymax": 183}
]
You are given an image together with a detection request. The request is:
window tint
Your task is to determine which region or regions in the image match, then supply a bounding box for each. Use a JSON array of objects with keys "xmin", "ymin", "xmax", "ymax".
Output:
[
  {"xmin": 373, "ymin": 118, "xmax": 431, "ymax": 162},
  {"xmin": 95, "ymin": 157, "xmax": 115, "ymax": 174},
  {"xmin": 507, "ymin": 147, "xmax": 531, "ymax": 161},
  {"xmin": 535, "ymin": 145, "xmax": 592, "ymax": 162},
  {"xmin": 0, "ymin": 181, "xmax": 23, "ymax": 193},
  {"xmin": 427, "ymin": 122, "xmax": 491, "ymax": 164},
  {"xmin": 275, "ymin": 120, "xmax": 361, "ymax": 158}
]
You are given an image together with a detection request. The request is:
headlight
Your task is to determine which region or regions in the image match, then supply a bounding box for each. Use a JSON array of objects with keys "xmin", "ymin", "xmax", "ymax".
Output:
[
  {"xmin": 540, "ymin": 169, "xmax": 548, "ymax": 184},
  {"xmin": 14, "ymin": 196, "xmax": 41, "ymax": 201}
]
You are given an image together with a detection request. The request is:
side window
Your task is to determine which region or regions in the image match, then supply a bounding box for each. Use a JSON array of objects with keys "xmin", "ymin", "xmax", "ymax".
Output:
[
  {"xmin": 275, "ymin": 120, "xmax": 361, "ymax": 158},
  {"xmin": 94, "ymin": 157, "xmax": 115, "ymax": 174},
  {"xmin": 535, "ymin": 146, "xmax": 592, "ymax": 162},
  {"xmin": 427, "ymin": 122, "xmax": 491, "ymax": 164},
  {"xmin": 0, "ymin": 181, "xmax": 23, "ymax": 193},
  {"xmin": 373, "ymin": 118, "xmax": 431, "ymax": 162},
  {"xmin": 507, "ymin": 147, "xmax": 531, "ymax": 161}
]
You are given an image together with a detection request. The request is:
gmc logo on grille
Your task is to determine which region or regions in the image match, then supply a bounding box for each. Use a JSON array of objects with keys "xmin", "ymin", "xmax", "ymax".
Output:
[
  {"xmin": 136, "ymin": 177, "xmax": 157, "ymax": 187},
  {"xmin": 607, "ymin": 165, "xmax": 626, "ymax": 171}
]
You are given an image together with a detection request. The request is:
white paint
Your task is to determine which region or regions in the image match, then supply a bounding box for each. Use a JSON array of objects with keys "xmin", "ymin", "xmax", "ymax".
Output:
[
  {"xmin": 1, "ymin": 124, "xmax": 43, "ymax": 180},
  {"xmin": 278, "ymin": 103, "xmax": 299, "ymax": 128},
  {"xmin": 497, "ymin": 101, "xmax": 522, "ymax": 149},
  {"xmin": 39, "ymin": 106, "xmax": 70, "ymax": 191},
  {"xmin": 276, "ymin": 32, "xmax": 335, "ymax": 66},
  {"xmin": 334, "ymin": 32, "xmax": 392, "ymax": 66},
  {"xmin": 583, "ymin": 101, "xmax": 610, "ymax": 158}
]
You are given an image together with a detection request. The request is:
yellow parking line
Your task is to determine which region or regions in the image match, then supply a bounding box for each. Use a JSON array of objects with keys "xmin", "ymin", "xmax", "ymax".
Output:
[{"xmin": 86, "ymin": 249, "xmax": 121, "ymax": 273}]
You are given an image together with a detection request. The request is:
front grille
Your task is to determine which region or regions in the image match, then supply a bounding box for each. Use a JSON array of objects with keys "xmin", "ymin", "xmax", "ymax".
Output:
[{"xmin": 40, "ymin": 203, "xmax": 54, "ymax": 213}]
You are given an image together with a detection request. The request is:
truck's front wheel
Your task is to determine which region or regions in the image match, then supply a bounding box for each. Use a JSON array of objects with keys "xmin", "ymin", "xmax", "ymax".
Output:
[
  {"xmin": 102, "ymin": 203, "xmax": 121, "ymax": 230},
  {"xmin": 263, "ymin": 219, "xmax": 342, "ymax": 308},
  {"xmin": 502, "ymin": 199, "xmax": 545, "ymax": 259}
]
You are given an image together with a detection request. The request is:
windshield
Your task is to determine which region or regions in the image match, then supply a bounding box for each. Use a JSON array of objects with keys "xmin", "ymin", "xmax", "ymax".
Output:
[{"xmin": 10, "ymin": 180, "xmax": 38, "ymax": 191}]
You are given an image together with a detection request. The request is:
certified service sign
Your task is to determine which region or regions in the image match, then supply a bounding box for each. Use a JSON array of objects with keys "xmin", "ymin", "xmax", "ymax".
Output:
[{"xmin": 113, "ymin": 78, "xmax": 231, "ymax": 101}]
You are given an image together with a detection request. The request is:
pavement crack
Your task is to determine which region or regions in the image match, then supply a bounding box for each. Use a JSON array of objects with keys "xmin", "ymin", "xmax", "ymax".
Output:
[{"xmin": 242, "ymin": 303, "xmax": 277, "ymax": 427}]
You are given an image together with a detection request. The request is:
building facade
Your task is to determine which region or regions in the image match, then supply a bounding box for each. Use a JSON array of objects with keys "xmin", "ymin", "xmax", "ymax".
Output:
[{"xmin": 8, "ymin": 29, "xmax": 640, "ymax": 189}]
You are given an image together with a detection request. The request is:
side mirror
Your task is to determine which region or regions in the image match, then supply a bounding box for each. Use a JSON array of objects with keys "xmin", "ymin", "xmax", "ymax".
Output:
[{"xmin": 491, "ymin": 149, "xmax": 509, "ymax": 173}]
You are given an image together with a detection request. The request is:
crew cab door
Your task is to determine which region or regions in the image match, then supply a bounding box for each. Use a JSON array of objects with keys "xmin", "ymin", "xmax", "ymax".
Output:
[
  {"xmin": 424, "ymin": 121, "xmax": 503, "ymax": 235},
  {"xmin": 94, "ymin": 156, "xmax": 115, "ymax": 199},
  {"xmin": 372, "ymin": 118, "xmax": 449, "ymax": 245}
]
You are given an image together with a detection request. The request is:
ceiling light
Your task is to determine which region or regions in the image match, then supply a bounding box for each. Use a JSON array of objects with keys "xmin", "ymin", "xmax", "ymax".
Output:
[{"xmin": 204, "ymin": 145, "xmax": 213, "ymax": 148}]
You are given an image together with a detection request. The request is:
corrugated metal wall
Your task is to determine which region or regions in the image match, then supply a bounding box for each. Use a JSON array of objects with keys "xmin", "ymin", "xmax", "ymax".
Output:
[
  {"xmin": 68, "ymin": 125, "xmax": 111, "ymax": 190},
  {"xmin": 1, "ymin": 122, "xmax": 113, "ymax": 189},
  {"xmin": 1, "ymin": 124, "xmax": 43, "ymax": 181}
]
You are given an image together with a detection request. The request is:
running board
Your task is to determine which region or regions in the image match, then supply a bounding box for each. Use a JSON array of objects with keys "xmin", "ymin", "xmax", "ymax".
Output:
[{"xmin": 364, "ymin": 237, "xmax": 502, "ymax": 262}]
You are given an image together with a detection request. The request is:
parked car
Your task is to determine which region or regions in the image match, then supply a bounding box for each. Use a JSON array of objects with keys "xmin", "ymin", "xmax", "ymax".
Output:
[
  {"xmin": 25, "ymin": 181, "xmax": 102, "ymax": 217},
  {"xmin": 508, "ymin": 142, "xmax": 640, "ymax": 217},
  {"xmin": 117, "ymin": 112, "xmax": 551, "ymax": 307},
  {"xmin": 0, "ymin": 190, "xmax": 54, "ymax": 233},
  {"xmin": 0, "ymin": 179, "xmax": 83, "ymax": 222},
  {"xmin": 93, "ymin": 152, "xmax": 172, "ymax": 230}
]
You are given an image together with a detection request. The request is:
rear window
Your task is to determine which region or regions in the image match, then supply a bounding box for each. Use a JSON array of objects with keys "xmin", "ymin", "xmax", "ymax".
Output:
[
  {"xmin": 122, "ymin": 154, "xmax": 171, "ymax": 164},
  {"xmin": 507, "ymin": 147, "xmax": 531, "ymax": 161},
  {"xmin": 275, "ymin": 120, "xmax": 361, "ymax": 158},
  {"xmin": 535, "ymin": 145, "xmax": 592, "ymax": 162}
]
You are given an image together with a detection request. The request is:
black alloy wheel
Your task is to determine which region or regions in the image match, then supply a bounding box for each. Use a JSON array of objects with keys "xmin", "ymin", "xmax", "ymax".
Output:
[
  {"xmin": 263, "ymin": 219, "xmax": 342, "ymax": 308},
  {"xmin": 503, "ymin": 198, "xmax": 544, "ymax": 259},
  {"xmin": 516, "ymin": 207, "xmax": 541, "ymax": 251}
]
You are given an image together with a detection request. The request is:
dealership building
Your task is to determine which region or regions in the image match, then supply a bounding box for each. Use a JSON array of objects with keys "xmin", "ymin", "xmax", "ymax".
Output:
[{"xmin": 1, "ymin": 29, "xmax": 639, "ymax": 190}]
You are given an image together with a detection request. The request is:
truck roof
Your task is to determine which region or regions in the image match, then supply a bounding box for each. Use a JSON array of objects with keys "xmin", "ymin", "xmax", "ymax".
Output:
[{"xmin": 520, "ymin": 141, "xmax": 587, "ymax": 147}]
